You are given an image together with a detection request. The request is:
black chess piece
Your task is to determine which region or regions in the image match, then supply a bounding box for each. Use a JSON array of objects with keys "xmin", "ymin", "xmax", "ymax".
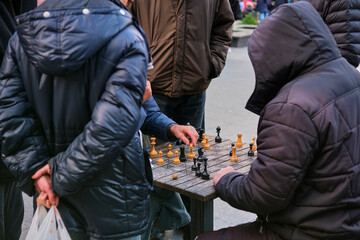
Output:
[
  {"xmin": 248, "ymin": 143, "xmax": 255, "ymax": 156},
  {"xmin": 215, "ymin": 126, "xmax": 222, "ymax": 143},
  {"xmin": 195, "ymin": 162, "xmax": 202, "ymax": 177},
  {"xmin": 198, "ymin": 128, "xmax": 204, "ymax": 143},
  {"xmin": 175, "ymin": 139, "xmax": 183, "ymax": 145},
  {"xmin": 201, "ymin": 157, "xmax": 210, "ymax": 180},
  {"xmin": 198, "ymin": 147, "xmax": 205, "ymax": 162},
  {"xmin": 191, "ymin": 158, "xmax": 198, "ymax": 171},
  {"xmin": 180, "ymin": 146, "xmax": 187, "ymax": 162},
  {"xmin": 229, "ymin": 143, "xmax": 235, "ymax": 156}
]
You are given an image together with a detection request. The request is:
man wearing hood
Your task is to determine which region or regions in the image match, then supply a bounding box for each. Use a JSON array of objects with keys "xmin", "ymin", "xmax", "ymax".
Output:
[
  {"xmin": 0, "ymin": 0, "xmax": 199, "ymax": 239},
  {"xmin": 197, "ymin": 1, "xmax": 360, "ymax": 239}
]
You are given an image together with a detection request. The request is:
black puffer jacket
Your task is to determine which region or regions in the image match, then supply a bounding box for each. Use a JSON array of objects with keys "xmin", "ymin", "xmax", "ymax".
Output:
[
  {"xmin": 0, "ymin": 0, "xmax": 153, "ymax": 238},
  {"xmin": 216, "ymin": 2, "xmax": 360, "ymax": 239},
  {"xmin": 299, "ymin": 0, "xmax": 360, "ymax": 67}
]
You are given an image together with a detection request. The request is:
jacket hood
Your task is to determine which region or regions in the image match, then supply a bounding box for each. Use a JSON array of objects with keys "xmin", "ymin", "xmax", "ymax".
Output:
[
  {"xmin": 245, "ymin": 1, "xmax": 341, "ymax": 115},
  {"xmin": 15, "ymin": 0, "xmax": 131, "ymax": 75}
]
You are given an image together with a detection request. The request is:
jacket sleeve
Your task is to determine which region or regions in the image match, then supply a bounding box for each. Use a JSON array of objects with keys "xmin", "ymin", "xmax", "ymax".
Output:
[
  {"xmin": 215, "ymin": 102, "xmax": 318, "ymax": 215},
  {"xmin": 209, "ymin": 0, "xmax": 234, "ymax": 79},
  {"xmin": 141, "ymin": 96, "xmax": 176, "ymax": 141},
  {"xmin": 50, "ymin": 37, "xmax": 148, "ymax": 196},
  {"xmin": 0, "ymin": 36, "xmax": 50, "ymax": 196}
]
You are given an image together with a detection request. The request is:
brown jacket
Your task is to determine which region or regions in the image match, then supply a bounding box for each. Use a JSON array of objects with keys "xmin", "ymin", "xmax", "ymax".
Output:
[{"xmin": 131, "ymin": 0, "xmax": 234, "ymax": 97}]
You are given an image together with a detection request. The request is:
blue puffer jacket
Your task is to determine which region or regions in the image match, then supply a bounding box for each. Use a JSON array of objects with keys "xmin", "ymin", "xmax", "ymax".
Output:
[{"xmin": 0, "ymin": 0, "xmax": 174, "ymax": 238}]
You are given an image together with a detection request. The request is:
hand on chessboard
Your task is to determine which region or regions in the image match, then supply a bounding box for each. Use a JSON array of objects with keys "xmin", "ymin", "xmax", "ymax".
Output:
[
  {"xmin": 213, "ymin": 166, "xmax": 235, "ymax": 186},
  {"xmin": 169, "ymin": 124, "xmax": 199, "ymax": 146}
]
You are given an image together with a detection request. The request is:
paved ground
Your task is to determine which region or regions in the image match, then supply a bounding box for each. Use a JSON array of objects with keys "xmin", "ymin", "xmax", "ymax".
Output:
[{"xmin": 20, "ymin": 46, "xmax": 258, "ymax": 239}]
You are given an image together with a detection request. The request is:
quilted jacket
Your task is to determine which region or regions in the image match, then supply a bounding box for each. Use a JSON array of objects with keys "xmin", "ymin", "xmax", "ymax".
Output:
[
  {"xmin": 0, "ymin": 0, "xmax": 176, "ymax": 238},
  {"xmin": 130, "ymin": 0, "xmax": 234, "ymax": 97},
  {"xmin": 300, "ymin": 0, "xmax": 360, "ymax": 67},
  {"xmin": 216, "ymin": 2, "xmax": 360, "ymax": 239}
]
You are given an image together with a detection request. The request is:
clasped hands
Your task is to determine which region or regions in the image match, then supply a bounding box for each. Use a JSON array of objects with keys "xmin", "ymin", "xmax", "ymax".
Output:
[{"xmin": 32, "ymin": 164, "xmax": 59, "ymax": 208}]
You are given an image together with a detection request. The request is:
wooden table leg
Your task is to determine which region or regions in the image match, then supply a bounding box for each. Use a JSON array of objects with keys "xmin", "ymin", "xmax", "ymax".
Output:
[{"xmin": 189, "ymin": 198, "xmax": 214, "ymax": 239}]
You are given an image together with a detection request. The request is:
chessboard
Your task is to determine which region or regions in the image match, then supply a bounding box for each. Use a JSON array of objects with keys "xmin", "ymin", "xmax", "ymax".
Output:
[{"xmin": 147, "ymin": 135, "xmax": 257, "ymax": 202}]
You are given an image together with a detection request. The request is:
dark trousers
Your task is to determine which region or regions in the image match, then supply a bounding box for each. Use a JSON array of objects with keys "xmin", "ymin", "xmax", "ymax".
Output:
[
  {"xmin": 196, "ymin": 221, "xmax": 282, "ymax": 240},
  {"xmin": 152, "ymin": 92, "xmax": 206, "ymax": 129},
  {"xmin": 0, "ymin": 181, "xmax": 24, "ymax": 240}
]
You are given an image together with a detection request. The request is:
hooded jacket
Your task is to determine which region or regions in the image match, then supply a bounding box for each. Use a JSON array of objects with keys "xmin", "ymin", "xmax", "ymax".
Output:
[
  {"xmin": 298, "ymin": 0, "xmax": 360, "ymax": 67},
  {"xmin": 130, "ymin": 0, "xmax": 234, "ymax": 98},
  {"xmin": 0, "ymin": 0, "xmax": 167, "ymax": 238},
  {"xmin": 216, "ymin": 2, "xmax": 360, "ymax": 239}
]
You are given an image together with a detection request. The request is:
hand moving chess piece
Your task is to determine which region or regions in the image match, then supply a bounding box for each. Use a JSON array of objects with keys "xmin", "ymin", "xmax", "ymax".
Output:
[
  {"xmin": 230, "ymin": 146, "xmax": 238, "ymax": 162},
  {"xmin": 150, "ymin": 137, "xmax": 158, "ymax": 158},
  {"xmin": 157, "ymin": 151, "xmax": 164, "ymax": 165},
  {"xmin": 248, "ymin": 144, "xmax": 255, "ymax": 157},
  {"xmin": 180, "ymin": 146, "xmax": 187, "ymax": 162},
  {"xmin": 173, "ymin": 151, "xmax": 180, "ymax": 164},
  {"xmin": 167, "ymin": 144, "xmax": 174, "ymax": 158},
  {"xmin": 201, "ymin": 157, "xmax": 210, "ymax": 180},
  {"xmin": 204, "ymin": 137, "xmax": 211, "ymax": 150},
  {"xmin": 201, "ymin": 133, "xmax": 206, "ymax": 146},
  {"xmin": 215, "ymin": 126, "xmax": 222, "ymax": 143},
  {"xmin": 236, "ymin": 133, "xmax": 243, "ymax": 148},
  {"xmin": 188, "ymin": 143, "xmax": 195, "ymax": 159},
  {"xmin": 252, "ymin": 137, "xmax": 256, "ymax": 151}
]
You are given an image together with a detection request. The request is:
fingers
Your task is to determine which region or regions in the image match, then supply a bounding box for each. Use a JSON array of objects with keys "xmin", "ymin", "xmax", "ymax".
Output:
[
  {"xmin": 213, "ymin": 167, "xmax": 235, "ymax": 186},
  {"xmin": 33, "ymin": 175, "xmax": 58, "ymax": 206},
  {"xmin": 32, "ymin": 164, "xmax": 51, "ymax": 180},
  {"xmin": 37, "ymin": 192, "xmax": 48, "ymax": 207}
]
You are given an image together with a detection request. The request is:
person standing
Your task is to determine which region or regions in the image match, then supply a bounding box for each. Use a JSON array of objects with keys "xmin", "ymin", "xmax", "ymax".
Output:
[
  {"xmin": 197, "ymin": 1, "xmax": 360, "ymax": 239},
  {"xmin": 129, "ymin": 1, "xmax": 234, "ymax": 239},
  {"xmin": 295, "ymin": 0, "xmax": 360, "ymax": 68},
  {"xmin": 0, "ymin": 0, "xmax": 196, "ymax": 239},
  {"xmin": 255, "ymin": 0, "xmax": 269, "ymax": 22},
  {"xmin": 0, "ymin": 0, "xmax": 36, "ymax": 239}
]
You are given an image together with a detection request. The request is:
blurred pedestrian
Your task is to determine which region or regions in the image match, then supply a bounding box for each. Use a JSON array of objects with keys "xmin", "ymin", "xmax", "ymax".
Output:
[
  {"xmin": 197, "ymin": 1, "xmax": 360, "ymax": 239},
  {"xmin": 255, "ymin": 0, "xmax": 269, "ymax": 22}
]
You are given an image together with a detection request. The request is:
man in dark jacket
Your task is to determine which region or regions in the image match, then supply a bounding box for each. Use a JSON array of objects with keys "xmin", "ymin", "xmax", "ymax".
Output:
[
  {"xmin": 0, "ymin": 0, "xmax": 35, "ymax": 239},
  {"xmin": 0, "ymin": 0, "xmax": 198, "ymax": 239},
  {"xmin": 295, "ymin": 0, "xmax": 360, "ymax": 67},
  {"xmin": 197, "ymin": 2, "xmax": 360, "ymax": 239},
  {"xmin": 129, "ymin": 1, "xmax": 234, "ymax": 238}
]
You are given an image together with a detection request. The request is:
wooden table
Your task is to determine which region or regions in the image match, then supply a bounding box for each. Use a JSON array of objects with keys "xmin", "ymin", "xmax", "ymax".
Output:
[{"xmin": 148, "ymin": 136, "xmax": 257, "ymax": 239}]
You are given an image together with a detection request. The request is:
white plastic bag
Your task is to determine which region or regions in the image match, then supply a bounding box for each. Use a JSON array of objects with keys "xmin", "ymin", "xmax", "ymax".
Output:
[{"xmin": 26, "ymin": 205, "xmax": 71, "ymax": 240}]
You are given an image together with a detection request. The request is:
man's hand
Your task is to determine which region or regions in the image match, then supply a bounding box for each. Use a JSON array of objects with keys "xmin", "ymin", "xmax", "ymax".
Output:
[
  {"xmin": 142, "ymin": 80, "xmax": 152, "ymax": 104},
  {"xmin": 213, "ymin": 166, "xmax": 235, "ymax": 186},
  {"xmin": 169, "ymin": 124, "xmax": 199, "ymax": 146},
  {"xmin": 32, "ymin": 164, "xmax": 59, "ymax": 207}
]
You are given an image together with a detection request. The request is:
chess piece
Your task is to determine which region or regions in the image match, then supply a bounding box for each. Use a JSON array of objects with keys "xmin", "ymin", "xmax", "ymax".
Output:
[
  {"xmin": 230, "ymin": 146, "xmax": 238, "ymax": 162},
  {"xmin": 229, "ymin": 143, "xmax": 235, "ymax": 156},
  {"xmin": 191, "ymin": 157, "xmax": 198, "ymax": 171},
  {"xmin": 157, "ymin": 151, "xmax": 164, "ymax": 165},
  {"xmin": 252, "ymin": 137, "xmax": 256, "ymax": 151},
  {"xmin": 201, "ymin": 133, "xmax": 206, "ymax": 146},
  {"xmin": 172, "ymin": 174, "xmax": 178, "ymax": 180},
  {"xmin": 215, "ymin": 126, "xmax": 222, "ymax": 143},
  {"xmin": 198, "ymin": 147, "xmax": 205, "ymax": 162},
  {"xmin": 173, "ymin": 151, "xmax": 180, "ymax": 164},
  {"xmin": 195, "ymin": 162, "xmax": 202, "ymax": 177},
  {"xmin": 201, "ymin": 157, "xmax": 210, "ymax": 180},
  {"xmin": 188, "ymin": 143, "xmax": 195, "ymax": 159},
  {"xmin": 248, "ymin": 144, "xmax": 255, "ymax": 156},
  {"xmin": 167, "ymin": 144, "xmax": 174, "ymax": 158},
  {"xmin": 198, "ymin": 128, "xmax": 204, "ymax": 143},
  {"xmin": 150, "ymin": 137, "xmax": 158, "ymax": 158},
  {"xmin": 236, "ymin": 134, "xmax": 243, "ymax": 148},
  {"xmin": 204, "ymin": 137, "xmax": 211, "ymax": 150},
  {"xmin": 180, "ymin": 146, "xmax": 187, "ymax": 162}
]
